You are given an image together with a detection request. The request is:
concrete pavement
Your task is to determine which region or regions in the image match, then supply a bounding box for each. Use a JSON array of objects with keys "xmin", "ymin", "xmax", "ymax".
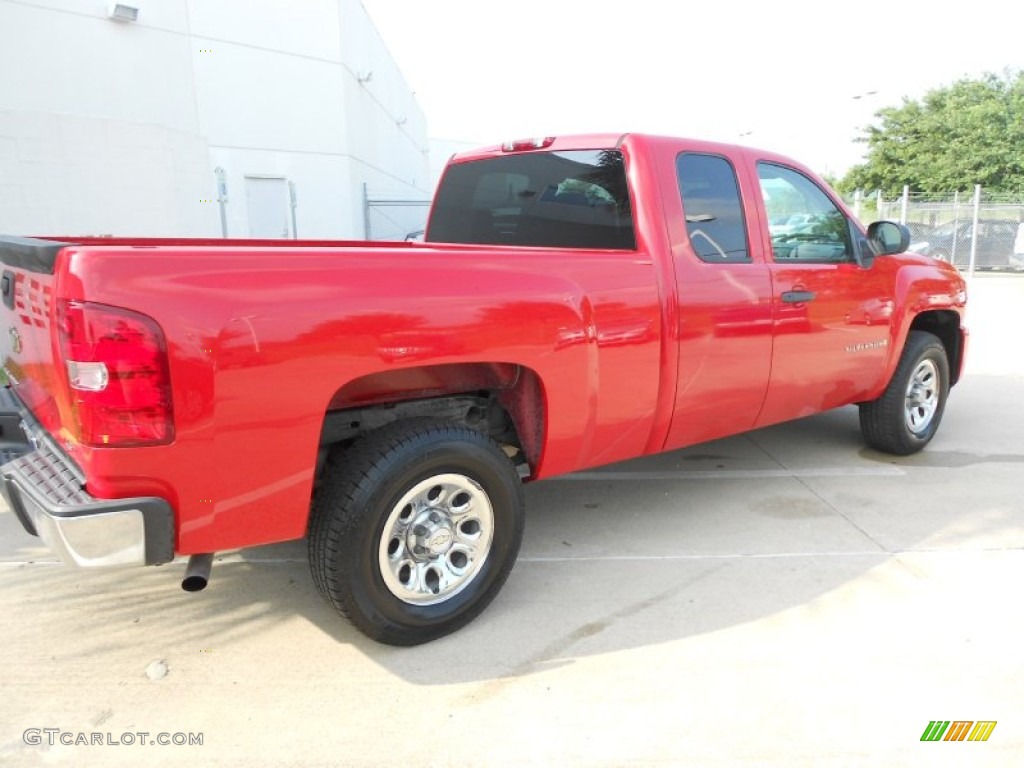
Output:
[{"xmin": 0, "ymin": 275, "xmax": 1021, "ymax": 767}]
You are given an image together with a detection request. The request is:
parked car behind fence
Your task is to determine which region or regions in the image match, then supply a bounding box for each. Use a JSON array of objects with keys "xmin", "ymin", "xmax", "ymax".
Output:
[
  {"xmin": 910, "ymin": 218, "xmax": 1020, "ymax": 270},
  {"xmin": 865, "ymin": 189, "xmax": 1024, "ymax": 272}
]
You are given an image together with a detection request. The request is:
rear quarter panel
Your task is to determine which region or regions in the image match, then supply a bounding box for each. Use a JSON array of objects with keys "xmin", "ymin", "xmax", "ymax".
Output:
[{"xmin": 57, "ymin": 242, "xmax": 662, "ymax": 553}]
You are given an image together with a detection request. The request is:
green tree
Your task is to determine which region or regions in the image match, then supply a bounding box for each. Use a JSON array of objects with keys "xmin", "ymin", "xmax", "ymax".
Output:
[{"xmin": 838, "ymin": 71, "xmax": 1024, "ymax": 197}]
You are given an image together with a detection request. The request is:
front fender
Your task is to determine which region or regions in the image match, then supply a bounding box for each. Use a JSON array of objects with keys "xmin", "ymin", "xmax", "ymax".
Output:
[{"xmin": 868, "ymin": 261, "xmax": 967, "ymax": 400}]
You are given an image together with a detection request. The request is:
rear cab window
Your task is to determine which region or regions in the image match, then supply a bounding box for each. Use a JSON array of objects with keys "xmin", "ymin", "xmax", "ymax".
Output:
[{"xmin": 427, "ymin": 150, "xmax": 635, "ymax": 249}]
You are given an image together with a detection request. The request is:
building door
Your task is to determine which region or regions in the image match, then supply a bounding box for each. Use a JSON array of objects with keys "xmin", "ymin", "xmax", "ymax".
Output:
[{"xmin": 245, "ymin": 176, "xmax": 290, "ymax": 238}]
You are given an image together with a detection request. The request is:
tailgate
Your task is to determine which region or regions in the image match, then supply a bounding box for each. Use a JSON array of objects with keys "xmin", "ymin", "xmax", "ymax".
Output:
[
  {"xmin": 0, "ymin": 236, "xmax": 73, "ymax": 435},
  {"xmin": 0, "ymin": 237, "xmax": 176, "ymax": 567}
]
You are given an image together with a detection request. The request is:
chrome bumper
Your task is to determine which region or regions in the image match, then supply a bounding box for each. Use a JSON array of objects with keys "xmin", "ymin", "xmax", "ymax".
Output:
[{"xmin": 0, "ymin": 389, "xmax": 174, "ymax": 567}]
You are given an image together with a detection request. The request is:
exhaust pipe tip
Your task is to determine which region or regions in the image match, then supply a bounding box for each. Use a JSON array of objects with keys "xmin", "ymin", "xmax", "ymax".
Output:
[{"xmin": 181, "ymin": 553, "xmax": 215, "ymax": 592}]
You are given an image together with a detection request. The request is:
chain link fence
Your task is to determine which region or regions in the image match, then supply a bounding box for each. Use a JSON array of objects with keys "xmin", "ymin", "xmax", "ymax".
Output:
[
  {"xmin": 846, "ymin": 188, "xmax": 1024, "ymax": 273},
  {"xmin": 362, "ymin": 185, "xmax": 432, "ymax": 241}
]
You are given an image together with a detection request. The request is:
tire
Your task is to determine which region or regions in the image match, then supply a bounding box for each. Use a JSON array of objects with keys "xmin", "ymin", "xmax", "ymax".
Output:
[
  {"xmin": 308, "ymin": 419, "xmax": 525, "ymax": 645},
  {"xmin": 859, "ymin": 331, "xmax": 950, "ymax": 455}
]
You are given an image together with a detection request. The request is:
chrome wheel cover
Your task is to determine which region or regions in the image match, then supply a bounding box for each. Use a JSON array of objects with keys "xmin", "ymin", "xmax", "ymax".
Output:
[
  {"xmin": 378, "ymin": 473, "xmax": 494, "ymax": 605},
  {"xmin": 905, "ymin": 359, "xmax": 939, "ymax": 434}
]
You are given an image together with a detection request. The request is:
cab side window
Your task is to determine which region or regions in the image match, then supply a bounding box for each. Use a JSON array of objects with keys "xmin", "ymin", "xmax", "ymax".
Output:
[
  {"xmin": 758, "ymin": 162, "xmax": 853, "ymax": 263},
  {"xmin": 676, "ymin": 153, "xmax": 750, "ymax": 263}
]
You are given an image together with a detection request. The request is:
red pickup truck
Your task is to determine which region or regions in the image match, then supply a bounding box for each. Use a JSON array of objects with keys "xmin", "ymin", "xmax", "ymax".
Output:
[{"xmin": 0, "ymin": 133, "xmax": 967, "ymax": 645}]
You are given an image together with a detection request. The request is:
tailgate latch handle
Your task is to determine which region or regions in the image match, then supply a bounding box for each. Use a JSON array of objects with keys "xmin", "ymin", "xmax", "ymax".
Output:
[{"xmin": 1, "ymin": 270, "xmax": 14, "ymax": 310}]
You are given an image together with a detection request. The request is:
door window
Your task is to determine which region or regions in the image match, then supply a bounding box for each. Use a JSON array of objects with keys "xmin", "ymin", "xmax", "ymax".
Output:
[
  {"xmin": 676, "ymin": 153, "xmax": 750, "ymax": 263},
  {"xmin": 758, "ymin": 163, "xmax": 853, "ymax": 263}
]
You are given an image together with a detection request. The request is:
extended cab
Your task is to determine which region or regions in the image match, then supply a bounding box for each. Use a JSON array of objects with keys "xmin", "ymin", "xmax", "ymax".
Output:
[{"xmin": 0, "ymin": 134, "xmax": 967, "ymax": 645}]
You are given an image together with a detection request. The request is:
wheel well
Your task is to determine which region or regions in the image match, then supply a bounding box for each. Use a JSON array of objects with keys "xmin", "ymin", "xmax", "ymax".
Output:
[
  {"xmin": 909, "ymin": 310, "xmax": 963, "ymax": 385},
  {"xmin": 317, "ymin": 363, "xmax": 546, "ymax": 482}
]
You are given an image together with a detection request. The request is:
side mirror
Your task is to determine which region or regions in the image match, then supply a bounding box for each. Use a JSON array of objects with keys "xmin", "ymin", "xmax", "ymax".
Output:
[{"xmin": 867, "ymin": 221, "xmax": 910, "ymax": 256}]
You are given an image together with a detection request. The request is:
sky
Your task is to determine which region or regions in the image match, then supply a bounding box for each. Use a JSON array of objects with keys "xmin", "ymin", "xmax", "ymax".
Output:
[{"xmin": 361, "ymin": 0, "xmax": 1022, "ymax": 177}]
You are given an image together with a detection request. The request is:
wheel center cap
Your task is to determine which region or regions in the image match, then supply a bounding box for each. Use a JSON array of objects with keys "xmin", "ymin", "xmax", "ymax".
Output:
[
  {"xmin": 425, "ymin": 527, "xmax": 453, "ymax": 555},
  {"xmin": 409, "ymin": 513, "xmax": 455, "ymax": 557}
]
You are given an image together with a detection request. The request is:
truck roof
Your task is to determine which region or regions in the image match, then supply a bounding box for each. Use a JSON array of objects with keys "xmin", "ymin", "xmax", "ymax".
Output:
[{"xmin": 447, "ymin": 133, "xmax": 811, "ymax": 175}]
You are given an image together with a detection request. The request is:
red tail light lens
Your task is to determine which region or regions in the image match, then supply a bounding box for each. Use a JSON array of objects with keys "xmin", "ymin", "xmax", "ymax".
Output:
[{"xmin": 57, "ymin": 300, "xmax": 174, "ymax": 446}]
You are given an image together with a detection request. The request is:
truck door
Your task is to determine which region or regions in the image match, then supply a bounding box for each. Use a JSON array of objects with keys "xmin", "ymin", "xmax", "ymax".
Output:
[
  {"xmin": 663, "ymin": 152, "xmax": 774, "ymax": 449},
  {"xmin": 753, "ymin": 161, "xmax": 895, "ymax": 427}
]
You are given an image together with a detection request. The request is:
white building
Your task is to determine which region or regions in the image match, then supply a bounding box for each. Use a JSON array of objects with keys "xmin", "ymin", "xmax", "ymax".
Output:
[{"xmin": 0, "ymin": 0, "xmax": 429, "ymax": 239}]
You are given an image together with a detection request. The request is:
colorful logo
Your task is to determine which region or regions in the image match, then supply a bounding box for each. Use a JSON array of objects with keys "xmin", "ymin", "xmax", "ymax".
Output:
[{"xmin": 921, "ymin": 721, "xmax": 996, "ymax": 742}]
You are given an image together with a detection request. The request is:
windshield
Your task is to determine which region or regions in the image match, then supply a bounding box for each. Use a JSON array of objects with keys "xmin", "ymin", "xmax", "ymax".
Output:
[{"xmin": 427, "ymin": 149, "xmax": 635, "ymax": 249}]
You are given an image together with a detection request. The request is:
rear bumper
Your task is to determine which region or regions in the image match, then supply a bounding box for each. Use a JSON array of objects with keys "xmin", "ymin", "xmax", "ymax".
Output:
[{"xmin": 0, "ymin": 388, "xmax": 174, "ymax": 567}]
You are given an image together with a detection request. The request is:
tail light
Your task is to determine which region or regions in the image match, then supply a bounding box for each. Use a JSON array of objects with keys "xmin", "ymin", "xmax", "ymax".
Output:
[
  {"xmin": 57, "ymin": 300, "xmax": 174, "ymax": 446},
  {"xmin": 501, "ymin": 137, "xmax": 556, "ymax": 152}
]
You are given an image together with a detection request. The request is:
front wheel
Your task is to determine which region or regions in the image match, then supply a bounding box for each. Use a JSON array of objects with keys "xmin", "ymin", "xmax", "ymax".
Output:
[
  {"xmin": 308, "ymin": 420, "xmax": 525, "ymax": 645},
  {"xmin": 859, "ymin": 331, "xmax": 950, "ymax": 455}
]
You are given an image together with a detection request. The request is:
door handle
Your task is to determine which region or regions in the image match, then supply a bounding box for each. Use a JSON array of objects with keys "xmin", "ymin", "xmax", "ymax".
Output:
[{"xmin": 781, "ymin": 290, "xmax": 816, "ymax": 303}]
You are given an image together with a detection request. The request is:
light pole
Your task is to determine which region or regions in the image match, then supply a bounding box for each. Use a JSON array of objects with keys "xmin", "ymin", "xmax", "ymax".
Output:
[
  {"xmin": 214, "ymin": 167, "xmax": 229, "ymax": 238},
  {"xmin": 847, "ymin": 90, "xmax": 883, "ymax": 204}
]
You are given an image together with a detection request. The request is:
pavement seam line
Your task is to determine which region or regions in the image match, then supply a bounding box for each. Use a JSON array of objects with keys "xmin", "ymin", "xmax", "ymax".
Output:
[
  {"xmin": 4, "ymin": 547, "xmax": 1022, "ymax": 568},
  {"xmin": 792, "ymin": 474, "xmax": 890, "ymax": 554},
  {"xmin": 556, "ymin": 467, "xmax": 905, "ymax": 480}
]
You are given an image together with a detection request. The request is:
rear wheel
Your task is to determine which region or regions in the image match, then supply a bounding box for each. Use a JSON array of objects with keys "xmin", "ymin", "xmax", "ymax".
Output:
[
  {"xmin": 859, "ymin": 331, "xmax": 949, "ymax": 455},
  {"xmin": 308, "ymin": 420, "xmax": 525, "ymax": 645}
]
